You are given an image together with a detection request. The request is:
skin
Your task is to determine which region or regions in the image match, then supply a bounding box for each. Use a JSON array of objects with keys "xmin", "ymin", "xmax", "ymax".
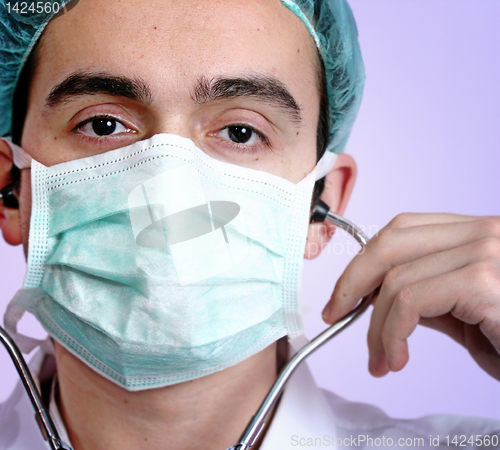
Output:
[
  {"xmin": 0, "ymin": 1, "xmax": 355, "ymax": 449},
  {"xmin": 0, "ymin": 0, "xmax": 499, "ymax": 448}
]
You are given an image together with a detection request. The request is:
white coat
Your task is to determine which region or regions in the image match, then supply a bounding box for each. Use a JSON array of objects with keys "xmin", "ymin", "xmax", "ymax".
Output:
[{"xmin": 1, "ymin": 343, "xmax": 499, "ymax": 450}]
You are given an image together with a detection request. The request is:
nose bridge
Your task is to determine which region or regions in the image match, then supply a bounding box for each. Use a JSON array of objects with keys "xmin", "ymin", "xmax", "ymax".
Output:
[
  {"xmin": 151, "ymin": 109, "xmax": 194, "ymax": 141},
  {"xmin": 146, "ymin": 71, "xmax": 199, "ymax": 140}
]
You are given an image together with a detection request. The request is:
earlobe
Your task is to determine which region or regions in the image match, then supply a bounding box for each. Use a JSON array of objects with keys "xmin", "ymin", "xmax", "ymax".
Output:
[
  {"xmin": 0, "ymin": 139, "xmax": 22, "ymax": 246},
  {"xmin": 304, "ymin": 153, "xmax": 357, "ymax": 259}
]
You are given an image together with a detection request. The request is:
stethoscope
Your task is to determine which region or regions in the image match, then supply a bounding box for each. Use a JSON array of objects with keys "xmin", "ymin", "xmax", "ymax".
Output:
[{"xmin": 0, "ymin": 196, "xmax": 374, "ymax": 450}]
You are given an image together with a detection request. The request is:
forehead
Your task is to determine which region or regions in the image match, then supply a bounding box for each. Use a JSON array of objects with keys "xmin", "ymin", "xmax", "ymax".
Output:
[{"xmin": 37, "ymin": 0, "xmax": 319, "ymax": 100}]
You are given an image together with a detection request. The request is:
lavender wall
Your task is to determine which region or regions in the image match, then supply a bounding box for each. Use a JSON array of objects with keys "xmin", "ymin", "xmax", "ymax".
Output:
[
  {"xmin": 1, "ymin": 0, "xmax": 499, "ymax": 421},
  {"xmin": 302, "ymin": 0, "xmax": 500, "ymax": 420}
]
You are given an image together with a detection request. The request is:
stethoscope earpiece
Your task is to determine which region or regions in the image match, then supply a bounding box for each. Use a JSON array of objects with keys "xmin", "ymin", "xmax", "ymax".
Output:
[
  {"xmin": 0, "ymin": 184, "xmax": 19, "ymax": 209},
  {"xmin": 311, "ymin": 199, "xmax": 330, "ymax": 223}
]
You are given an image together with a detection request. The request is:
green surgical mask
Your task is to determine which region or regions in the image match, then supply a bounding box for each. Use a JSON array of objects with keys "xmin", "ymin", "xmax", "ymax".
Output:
[{"xmin": 5, "ymin": 134, "xmax": 333, "ymax": 390}]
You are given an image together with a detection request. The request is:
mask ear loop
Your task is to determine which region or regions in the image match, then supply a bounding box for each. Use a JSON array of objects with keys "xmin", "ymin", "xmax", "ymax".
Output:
[
  {"xmin": 0, "ymin": 138, "xmax": 29, "ymax": 210},
  {"xmin": 1, "ymin": 137, "xmax": 33, "ymax": 170},
  {"xmin": 3, "ymin": 289, "xmax": 54, "ymax": 354},
  {"xmin": 227, "ymin": 200, "xmax": 374, "ymax": 450},
  {"xmin": 0, "ymin": 184, "xmax": 19, "ymax": 209}
]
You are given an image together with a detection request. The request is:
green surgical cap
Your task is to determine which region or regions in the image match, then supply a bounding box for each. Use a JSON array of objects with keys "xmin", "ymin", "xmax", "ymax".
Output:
[
  {"xmin": 0, "ymin": 0, "xmax": 365, "ymax": 154},
  {"xmin": 0, "ymin": 0, "xmax": 74, "ymax": 137},
  {"xmin": 281, "ymin": 0, "xmax": 365, "ymax": 154}
]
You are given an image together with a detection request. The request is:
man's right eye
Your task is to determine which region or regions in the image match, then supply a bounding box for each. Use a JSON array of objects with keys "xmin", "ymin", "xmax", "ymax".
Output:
[{"xmin": 75, "ymin": 116, "xmax": 132, "ymax": 138}]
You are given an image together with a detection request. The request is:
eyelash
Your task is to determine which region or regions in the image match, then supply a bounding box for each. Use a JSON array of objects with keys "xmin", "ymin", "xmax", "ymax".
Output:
[
  {"xmin": 72, "ymin": 115, "xmax": 273, "ymax": 151},
  {"xmin": 72, "ymin": 114, "xmax": 132, "ymax": 138},
  {"xmin": 218, "ymin": 123, "xmax": 272, "ymax": 149}
]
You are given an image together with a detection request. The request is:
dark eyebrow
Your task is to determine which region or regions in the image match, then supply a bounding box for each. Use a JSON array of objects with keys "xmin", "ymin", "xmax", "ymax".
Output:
[
  {"xmin": 45, "ymin": 71, "xmax": 153, "ymax": 110},
  {"xmin": 192, "ymin": 75, "xmax": 302, "ymax": 123}
]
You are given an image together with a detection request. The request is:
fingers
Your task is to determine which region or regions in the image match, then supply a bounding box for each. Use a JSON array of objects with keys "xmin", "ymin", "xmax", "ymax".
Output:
[
  {"xmin": 304, "ymin": 221, "xmax": 337, "ymax": 259},
  {"xmin": 386, "ymin": 212, "xmax": 491, "ymax": 229},
  {"xmin": 320, "ymin": 212, "xmax": 500, "ymax": 381},
  {"xmin": 372, "ymin": 260, "xmax": 500, "ymax": 377},
  {"xmin": 367, "ymin": 237, "xmax": 500, "ymax": 375},
  {"xmin": 322, "ymin": 217, "xmax": 500, "ymax": 323}
]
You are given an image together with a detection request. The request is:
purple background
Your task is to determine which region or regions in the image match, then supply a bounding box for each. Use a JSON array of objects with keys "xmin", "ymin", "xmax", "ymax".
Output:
[{"xmin": 1, "ymin": 0, "xmax": 499, "ymax": 420}]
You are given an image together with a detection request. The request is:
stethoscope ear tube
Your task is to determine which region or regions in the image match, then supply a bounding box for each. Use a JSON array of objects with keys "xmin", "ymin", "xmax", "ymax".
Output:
[
  {"xmin": 0, "ymin": 326, "xmax": 74, "ymax": 450},
  {"xmin": 0, "ymin": 184, "xmax": 19, "ymax": 209},
  {"xmin": 227, "ymin": 201, "xmax": 373, "ymax": 450},
  {"xmin": 0, "ymin": 200, "xmax": 371, "ymax": 450}
]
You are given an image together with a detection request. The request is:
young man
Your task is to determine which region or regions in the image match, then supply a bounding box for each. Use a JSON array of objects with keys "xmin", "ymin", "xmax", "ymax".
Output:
[{"xmin": 0, "ymin": 1, "xmax": 499, "ymax": 449}]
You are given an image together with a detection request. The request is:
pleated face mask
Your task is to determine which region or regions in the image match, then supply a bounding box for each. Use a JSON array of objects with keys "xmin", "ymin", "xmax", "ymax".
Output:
[{"xmin": 4, "ymin": 133, "xmax": 336, "ymax": 390}]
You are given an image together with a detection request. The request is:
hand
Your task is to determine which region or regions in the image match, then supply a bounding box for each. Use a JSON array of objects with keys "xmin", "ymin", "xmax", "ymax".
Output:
[{"xmin": 321, "ymin": 213, "xmax": 500, "ymax": 381}]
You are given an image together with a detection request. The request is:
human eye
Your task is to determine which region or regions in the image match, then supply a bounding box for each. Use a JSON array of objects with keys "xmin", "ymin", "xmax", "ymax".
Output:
[
  {"xmin": 73, "ymin": 115, "xmax": 135, "ymax": 140},
  {"xmin": 215, "ymin": 124, "xmax": 271, "ymax": 150}
]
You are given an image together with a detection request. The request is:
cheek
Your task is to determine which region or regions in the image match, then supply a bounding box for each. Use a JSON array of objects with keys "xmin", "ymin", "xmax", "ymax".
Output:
[
  {"xmin": 289, "ymin": 134, "xmax": 319, "ymax": 182},
  {"xmin": 304, "ymin": 223, "xmax": 330, "ymax": 259}
]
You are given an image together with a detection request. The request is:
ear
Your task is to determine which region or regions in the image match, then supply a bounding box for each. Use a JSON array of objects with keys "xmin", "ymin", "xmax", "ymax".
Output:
[
  {"xmin": 304, "ymin": 153, "xmax": 357, "ymax": 259},
  {"xmin": 0, "ymin": 139, "xmax": 22, "ymax": 245}
]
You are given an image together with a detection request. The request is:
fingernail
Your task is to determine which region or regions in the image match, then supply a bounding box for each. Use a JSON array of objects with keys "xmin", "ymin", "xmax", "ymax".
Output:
[
  {"xmin": 385, "ymin": 352, "xmax": 392, "ymax": 371},
  {"xmin": 368, "ymin": 357, "xmax": 375, "ymax": 375},
  {"xmin": 322, "ymin": 304, "xmax": 331, "ymax": 321},
  {"xmin": 369, "ymin": 355, "xmax": 382, "ymax": 376}
]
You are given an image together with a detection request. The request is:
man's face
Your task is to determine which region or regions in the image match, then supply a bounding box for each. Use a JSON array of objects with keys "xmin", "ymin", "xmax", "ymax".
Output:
[
  {"xmin": 22, "ymin": 0, "xmax": 320, "ymax": 171},
  {"xmin": 18, "ymin": 0, "xmax": 321, "ymax": 251}
]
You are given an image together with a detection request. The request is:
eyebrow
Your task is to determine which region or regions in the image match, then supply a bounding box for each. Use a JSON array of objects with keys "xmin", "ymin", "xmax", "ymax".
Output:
[
  {"xmin": 45, "ymin": 71, "xmax": 153, "ymax": 110},
  {"xmin": 44, "ymin": 71, "xmax": 302, "ymax": 123},
  {"xmin": 193, "ymin": 75, "xmax": 302, "ymax": 123}
]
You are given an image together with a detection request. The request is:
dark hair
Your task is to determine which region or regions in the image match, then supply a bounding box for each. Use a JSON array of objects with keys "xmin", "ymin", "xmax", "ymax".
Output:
[
  {"xmin": 10, "ymin": 41, "xmax": 330, "ymax": 210},
  {"xmin": 11, "ymin": 39, "xmax": 42, "ymax": 146},
  {"xmin": 312, "ymin": 55, "xmax": 330, "ymax": 211},
  {"xmin": 10, "ymin": 39, "xmax": 42, "ymax": 191}
]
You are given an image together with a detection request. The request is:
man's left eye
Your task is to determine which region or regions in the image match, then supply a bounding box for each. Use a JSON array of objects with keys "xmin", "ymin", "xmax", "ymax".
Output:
[
  {"xmin": 77, "ymin": 117, "xmax": 131, "ymax": 137},
  {"xmin": 219, "ymin": 125, "xmax": 263, "ymax": 146}
]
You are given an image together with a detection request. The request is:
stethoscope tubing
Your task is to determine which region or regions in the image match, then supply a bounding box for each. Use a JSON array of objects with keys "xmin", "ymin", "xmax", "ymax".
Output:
[
  {"xmin": 0, "ymin": 324, "xmax": 71, "ymax": 449},
  {"xmin": 0, "ymin": 203, "xmax": 372, "ymax": 450},
  {"xmin": 227, "ymin": 208, "xmax": 373, "ymax": 450}
]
